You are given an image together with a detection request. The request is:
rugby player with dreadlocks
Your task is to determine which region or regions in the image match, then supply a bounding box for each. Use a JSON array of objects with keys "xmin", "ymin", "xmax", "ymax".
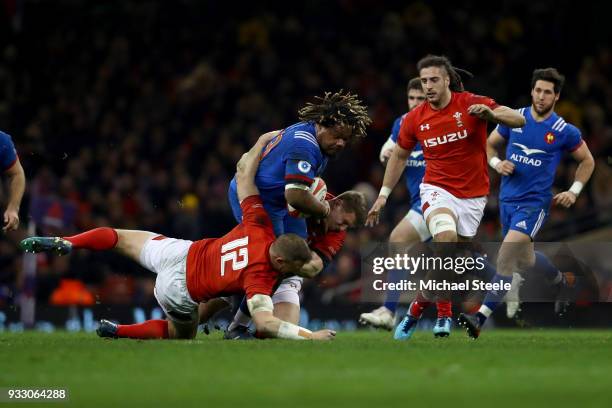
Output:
[
  {"xmin": 224, "ymin": 91, "xmax": 371, "ymax": 338},
  {"xmin": 366, "ymin": 55, "xmax": 525, "ymax": 340}
]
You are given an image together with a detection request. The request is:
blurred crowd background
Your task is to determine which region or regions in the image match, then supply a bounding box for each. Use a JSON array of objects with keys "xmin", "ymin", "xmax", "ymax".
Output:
[{"xmin": 1, "ymin": 0, "xmax": 611, "ymax": 311}]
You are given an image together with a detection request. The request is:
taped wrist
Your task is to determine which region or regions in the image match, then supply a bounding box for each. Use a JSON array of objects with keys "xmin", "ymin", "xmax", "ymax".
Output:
[
  {"xmin": 278, "ymin": 321, "xmax": 312, "ymax": 340},
  {"xmin": 569, "ymin": 181, "xmax": 583, "ymax": 196},
  {"xmin": 489, "ymin": 157, "xmax": 502, "ymax": 169},
  {"xmin": 379, "ymin": 186, "xmax": 392, "ymax": 198}
]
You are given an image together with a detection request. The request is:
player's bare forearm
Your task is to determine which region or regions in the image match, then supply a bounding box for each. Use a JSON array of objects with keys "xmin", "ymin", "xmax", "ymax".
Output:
[
  {"xmin": 487, "ymin": 129, "xmax": 506, "ymax": 155},
  {"xmin": 253, "ymin": 313, "xmax": 283, "ymax": 338},
  {"xmin": 5, "ymin": 160, "xmax": 25, "ymax": 212},
  {"xmin": 300, "ymin": 251, "xmax": 324, "ymax": 278},
  {"xmin": 492, "ymin": 106, "xmax": 526, "ymax": 128},
  {"xmin": 236, "ymin": 131, "xmax": 279, "ymax": 201},
  {"xmin": 486, "ymin": 130, "xmax": 514, "ymax": 175},
  {"xmin": 236, "ymin": 165, "xmax": 259, "ymax": 201},
  {"xmin": 382, "ymin": 144, "xmax": 409, "ymax": 192},
  {"xmin": 554, "ymin": 143, "xmax": 595, "ymax": 207},
  {"xmin": 486, "ymin": 139, "xmax": 499, "ymax": 162},
  {"xmin": 252, "ymin": 311, "xmax": 336, "ymax": 340},
  {"xmin": 198, "ymin": 298, "xmax": 231, "ymax": 324},
  {"xmin": 285, "ymin": 188, "xmax": 329, "ymax": 218},
  {"xmin": 365, "ymin": 144, "xmax": 409, "ymax": 227},
  {"xmin": 251, "ymin": 310, "xmax": 309, "ymax": 339},
  {"xmin": 572, "ymin": 143, "xmax": 595, "ymax": 185}
]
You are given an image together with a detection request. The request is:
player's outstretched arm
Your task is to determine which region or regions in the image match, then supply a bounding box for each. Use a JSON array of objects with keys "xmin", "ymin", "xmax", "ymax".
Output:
[
  {"xmin": 492, "ymin": 106, "xmax": 526, "ymax": 128},
  {"xmin": 553, "ymin": 142, "xmax": 595, "ymax": 208},
  {"xmin": 248, "ymin": 294, "xmax": 336, "ymax": 340},
  {"xmin": 366, "ymin": 143, "xmax": 409, "ymax": 227},
  {"xmin": 487, "ymin": 129, "xmax": 515, "ymax": 176},
  {"xmin": 3, "ymin": 157, "xmax": 25, "ymax": 231},
  {"xmin": 468, "ymin": 105, "xmax": 525, "ymax": 128},
  {"xmin": 236, "ymin": 131, "xmax": 280, "ymax": 202}
]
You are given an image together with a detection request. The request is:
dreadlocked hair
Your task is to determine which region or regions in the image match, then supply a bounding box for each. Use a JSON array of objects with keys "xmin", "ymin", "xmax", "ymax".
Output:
[
  {"xmin": 298, "ymin": 90, "xmax": 372, "ymax": 138},
  {"xmin": 416, "ymin": 55, "xmax": 473, "ymax": 92}
]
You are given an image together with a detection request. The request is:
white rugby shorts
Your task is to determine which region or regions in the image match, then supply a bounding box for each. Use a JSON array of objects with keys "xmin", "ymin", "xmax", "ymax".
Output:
[
  {"xmin": 419, "ymin": 183, "xmax": 487, "ymax": 238},
  {"xmin": 139, "ymin": 235, "xmax": 198, "ymax": 322},
  {"xmin": 272, "ymin": 276, "xmax": 303, "ymax": 306}
]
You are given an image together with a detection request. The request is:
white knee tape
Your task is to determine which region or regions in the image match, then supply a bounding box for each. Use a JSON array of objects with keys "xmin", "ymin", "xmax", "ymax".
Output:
[
  {"xmin": 428, "ymin": 213, "xmax": 456, "ymax": 236},
  {"xmin": 247, "ymin": 294, "xmax": 274, "ymax": 314}
]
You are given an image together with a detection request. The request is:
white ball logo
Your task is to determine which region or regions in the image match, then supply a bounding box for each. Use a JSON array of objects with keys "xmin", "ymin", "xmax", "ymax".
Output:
[{"xmin": 298, "ymin": 160, "xmax": 312, "ymax": 174}]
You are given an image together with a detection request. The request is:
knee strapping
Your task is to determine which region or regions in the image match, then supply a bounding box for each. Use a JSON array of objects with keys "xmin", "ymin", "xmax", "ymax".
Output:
[{"xmin": 428, "ymin": 213, "xmax": 456, "ymax": 236}]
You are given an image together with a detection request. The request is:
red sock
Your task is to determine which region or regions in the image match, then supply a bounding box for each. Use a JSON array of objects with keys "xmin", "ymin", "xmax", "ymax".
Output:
[
  {"xmin": 63, "ymin": 227, "xmax": 118, "ymax": 250},
  {"xmin": 409, "ymin": 293, "xmax": 431, "ymax": 318},
  {"xmin": 116, "ymin": 320, "xmax": 169, "ymax": 339},
  {"xmin": 436, "ymin": 300, "xmax": 452, "ymax": 318}
]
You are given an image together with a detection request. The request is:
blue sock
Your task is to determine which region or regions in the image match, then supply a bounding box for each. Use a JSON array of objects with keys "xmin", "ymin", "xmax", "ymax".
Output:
[
  {"xmin": 477, "ymin": 274, "xmax": 512, "ymax": 324},
  {"xmin": 238, "ymin": 296, "xmax": 251, "ymax": 317},
  {"xmin": 383, "ymin": 269, "xmax": 404, "ymax": 313},
  {"xmin": 532, "ymin": 251, "xmax": 562, "ymax": 283},
  {"xmin": 473, "ymin": 251, "xmax": 497, "ymax": 281}
]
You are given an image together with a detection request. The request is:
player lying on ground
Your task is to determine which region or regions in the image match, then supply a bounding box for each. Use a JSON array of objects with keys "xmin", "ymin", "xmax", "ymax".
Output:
[
  {"xmin": 202, "ymin": 125, "xmax": 368, "ymax": 336},
  {"xmin": 224, "ymin": 91, "xmax": 371, "ymax": 338},
  {"xmin": 20, "ymin": 133, "xmax": 336, "ymax": 340},
  {"xmin": 458, "ymin": 67, "xmax": 595, "ymax": 339},
  {"xmin": 366, "ymin": 55, "xmax": 525, "ymax": 341},
  {"xmin": 199, "ymin": 188, "xmax": 367, "ymax": 336}
]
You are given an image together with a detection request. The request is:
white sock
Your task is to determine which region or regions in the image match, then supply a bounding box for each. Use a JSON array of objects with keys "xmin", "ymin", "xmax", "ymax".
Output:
[
  {"xmin": 227, "ymin": 309, "xmax": 252, "ymax": 331},
  {"xmin": 478, "ymin": 305, "xmax": 493, "ymax": 318}
]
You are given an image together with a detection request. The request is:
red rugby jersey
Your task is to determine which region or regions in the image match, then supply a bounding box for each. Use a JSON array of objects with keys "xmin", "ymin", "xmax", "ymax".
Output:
[
  {"xmin": 398, "ymin": 91, "xmax": 498, "ymax": 198},
  {"xmin": 186, "ymin": 195, "xmax": 279, "ymax": 302}
]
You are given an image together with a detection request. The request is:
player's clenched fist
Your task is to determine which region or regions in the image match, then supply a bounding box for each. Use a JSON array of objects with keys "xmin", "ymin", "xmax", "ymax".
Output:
[
  {"xmin": 468, "ymin": 104, "xmax": 496, "ymax": 121},
  {"xmin": 494, "ymin": 160, "xmax": 515, "ymax": 176},
  {"xmin": 311, "ymin": 329, "xmax": 337, "ymax": 340},
  {"xmin": 366, "ymin": 196, "xmax": 387, "ymax": 227},
  {"xmin": 237, "ymin": 130, "xmax": 281, "ymax": 172},
  {"xmin": 553, "ymin": 191, "xmax": 576, "ymax": 208}
]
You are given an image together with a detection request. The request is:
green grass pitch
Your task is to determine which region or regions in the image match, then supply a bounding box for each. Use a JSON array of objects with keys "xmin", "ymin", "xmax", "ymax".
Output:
[{"xmin": 1, "ymin": 329, "xmax": 611, "ymax": 408}]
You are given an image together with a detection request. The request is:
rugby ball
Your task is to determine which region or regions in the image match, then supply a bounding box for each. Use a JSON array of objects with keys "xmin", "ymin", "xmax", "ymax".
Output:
[{"xmin": 288, "ymin": 177, "xmax": 328, "ymax": 218}]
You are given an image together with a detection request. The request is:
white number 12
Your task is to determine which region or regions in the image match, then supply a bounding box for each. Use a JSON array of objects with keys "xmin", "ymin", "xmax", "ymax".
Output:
[{"xmin": 220, "ymin": 237, "xmax": 249, "ymax": 276}]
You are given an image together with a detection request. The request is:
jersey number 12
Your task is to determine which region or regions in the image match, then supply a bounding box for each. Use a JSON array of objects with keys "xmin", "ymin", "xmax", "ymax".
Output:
[{"xmin": 220, "ymin": 237, "xmax": 249, "ymax": 276}]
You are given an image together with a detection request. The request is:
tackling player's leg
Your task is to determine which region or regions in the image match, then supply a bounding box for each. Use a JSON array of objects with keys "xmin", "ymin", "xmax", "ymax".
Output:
[
  {"xmin": 21, "ymin": 227, "xmax": 155, "ymax": 264},
  {"xmin": 21, "ymin": 227, "xmax": 200, "ymax": 340}
]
